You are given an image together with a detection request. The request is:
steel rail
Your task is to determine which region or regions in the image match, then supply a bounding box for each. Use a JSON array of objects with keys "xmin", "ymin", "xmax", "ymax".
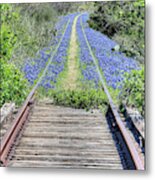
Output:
[
  {"xmin": 0, "ymin": 18, "xmax": 71, "ymax": 166},
  {"xmin": 80, "ymin": 16, "xmax": 144, "ymax": 170}
]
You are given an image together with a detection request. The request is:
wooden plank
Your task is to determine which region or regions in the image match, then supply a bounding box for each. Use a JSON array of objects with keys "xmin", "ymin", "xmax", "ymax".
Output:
[
  {"xmin": 25, "ymin": 123, "xmax": 108, "ymax": 129},
  {"xmin": 17, "ymin": 141, "xmax": 116, "ymax": 149},
  {"xmin": 8, "ymin": 160, "xmax": 123, "ymax": 169},
  {"xmin": 22, "ymin": 132, "xmax": 112, "ymax": 139},
  {"xmin": 23, "ymin": 129, "xmax": 110, "ymax": 135},
  {"xmin": 11, "ymin": 154, "xmax": 121, "ymax": 162},
  {"xmin": 18, "ymin": 137, "xmax": 115, "ymax": 145},
  {"xmin": 30, "ymin": 117, "xmax": 104, "ymax": 121},
  {"xmin": 27, "ymin": 120, "xmax": 106, "ymax": 125},
  {"xmin": 22, "ymin": 126, "xmax": 108, "ymax": 131},
  {"xmin": 14, "ymin": 148, "xmax": 119, "ymax": 156},
  {"xmin": 31, "ymin": 113, "xmax": 103, "ymax": 117}
]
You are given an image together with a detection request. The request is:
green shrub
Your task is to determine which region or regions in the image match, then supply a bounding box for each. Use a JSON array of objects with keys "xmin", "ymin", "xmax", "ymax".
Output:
[
  {"xmin": 0, "ymin": 60, "xmax": 28, "ymax": 107},
  {"xmin": 119, "ymin": 67, "xmax": 144, "ymax": 116},
  {"xmin": 0, "ymin": 4, "xmax": 19, "ymax": 61},
  {"xmin": 11, "ymin": 3, "xmax": 58, "ymax": 67},
  {"xmin": 0, "ymin": 4, "xmax": 28, "ymax": 107},
  {"xmin": 88, "ymin": 0, "xmax": 145, "ymax": 63},
  {"xmin": 39, "ymin": 88, "xmax": 108, "ymax": 110}
]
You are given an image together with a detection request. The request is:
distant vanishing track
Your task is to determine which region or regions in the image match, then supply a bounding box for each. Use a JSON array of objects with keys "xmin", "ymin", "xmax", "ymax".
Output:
[{"xmin": 63, "ymin": 14, "xmax": 80, "ymax": 90}]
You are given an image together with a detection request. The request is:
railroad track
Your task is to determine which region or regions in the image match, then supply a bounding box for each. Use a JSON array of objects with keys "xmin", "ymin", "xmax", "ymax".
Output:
[
  {"xmin": 0, "ymin": 92, "xmax": 145, "ymax": 169},
  {"xmin": 0, "ymin": 14, "xmax": 145, "ymax": 170},
  {"xmin": 5, "ymin": 101, "xmax": 123, "ymax": 169},
  {"xmin": 0, "ymin": 98, "xmax": 144, "ymax": 169}
]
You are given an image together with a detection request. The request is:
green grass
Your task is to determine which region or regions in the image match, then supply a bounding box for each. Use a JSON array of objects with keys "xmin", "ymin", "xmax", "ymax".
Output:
[
  {"xmin": 38, "ymin": 88, "xmax": 108, "ymax": 111},
  {"xmin": 119, "ymin": 67, "xmax": 144, "ymax": 116}
]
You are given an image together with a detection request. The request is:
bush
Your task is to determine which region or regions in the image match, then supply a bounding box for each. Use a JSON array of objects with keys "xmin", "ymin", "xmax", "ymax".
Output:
[
  {"xmin": 88, "ymin": 0, "xmax": 145, "ymax": 63},
  {"xmin": 39, "ymin": 89, "xmax": 108, "ymax": 110},
  {"xmin": 11, "ymin": 3, "xmax": 58, "ymax": 67},
  {"xmin": 0, "ymin": 3, "xmax": 59, "ymax": 107},
  {"xmin": 0, "ymin": 4, "xmax": 19, "ymax": 61},
  {"xmin": 0, "ymin": 4, "xmax": 28, "ymax": 107},
  {"xmin": 0, "ymin": 60, "xmax": 28, "ymax": 107},
  {"xmin": 119, "ymin": 67, "xmax": 144, "ymax": 116}
]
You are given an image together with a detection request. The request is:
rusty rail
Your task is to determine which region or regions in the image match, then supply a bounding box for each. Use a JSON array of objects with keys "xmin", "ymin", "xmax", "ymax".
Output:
[
  {"xmin": 81, "ymin": 16, "xmax": 144, "ymax": 170},
  {"xmin": 0, "ymin": 19, "xmax": 71, "ymax": 166},
  {"xmin": 0, "ymin": 90, "xmax": 35, "ymax": 165},
  {"xmin": 107, "ymin": 95, "xmax": 144, "ymax": 170}
]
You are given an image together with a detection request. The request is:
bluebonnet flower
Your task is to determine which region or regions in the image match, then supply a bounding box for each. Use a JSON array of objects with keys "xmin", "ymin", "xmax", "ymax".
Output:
[
  {"xmin": 76, "ymin": 16, "xmax": 100, "ymax": 88},
  {"xmin": 77, "ymin": 13, "xmax": 140, "ymax": 90},
  {"xmin": 23, "ymin": 13, "xmax": 78, "ymax": 90},
  {"xmin": 23, "ymin": 12, "xmax": 140, "ymax": 91}
]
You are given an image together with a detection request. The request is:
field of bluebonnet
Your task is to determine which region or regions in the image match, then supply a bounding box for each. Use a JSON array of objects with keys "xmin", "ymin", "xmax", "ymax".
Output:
[
  {"xmin": 23, "ymin": 13, "xmax": 138, "ymax": 88},
  {"xmin": 21, "ymin": 12, "xmax": 143, "ymax": 113},
  {"xmin": 1, "ymin": 2, "xmax": 144, "ymax": 116}
]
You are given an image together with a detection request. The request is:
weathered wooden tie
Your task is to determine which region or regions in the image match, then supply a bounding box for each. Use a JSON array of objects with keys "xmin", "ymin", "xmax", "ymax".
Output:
[{"xmin": 8, "ymin": 101, "xmax": 123, "ymax": 169}]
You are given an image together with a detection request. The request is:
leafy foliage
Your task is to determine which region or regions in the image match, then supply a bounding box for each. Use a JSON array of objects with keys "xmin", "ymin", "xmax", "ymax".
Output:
[
  {"xmin": 0, "ymin": 3, "xmax": 65, "ymax": 107},
  {"xmin": 0, "ymin": 4, "xmax": 28, "ymax": 107},
  {"xmin": 0, "ymin": 60, "xmax": 28, "ymax": 107},
  {"xmin": 0, "ymin": 4, "xmax": 19, "ymax": 61},
  {"xmin": 119, "ymin": 67, "xmax": 144, "ymax": 116},
  {"xmin": 0, "ymin": 3, "xmax": 73, "ymax": 107},
  {"xmin": 40, "ymin": 89, "xmax": 107, "ymax": 110},
  {"xmin": 51, "ymin": 2, "xmax": 95, "ymax": 15},
  {"xmin": 88, "ymin": 0, "xmax": 145, "ymax": 63},
  {"xmin": 11, "ymin": 3, "xmax": 58, "ymax": 67}
]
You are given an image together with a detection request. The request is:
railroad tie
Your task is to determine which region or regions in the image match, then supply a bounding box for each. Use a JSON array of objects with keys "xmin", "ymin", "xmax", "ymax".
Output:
[{"xmin": 8, "ymin": 101, "xmax": 123, "ymax": 169}]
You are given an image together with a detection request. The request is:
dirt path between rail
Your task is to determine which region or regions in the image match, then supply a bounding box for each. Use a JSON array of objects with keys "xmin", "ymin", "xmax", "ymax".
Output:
[{"xmin": 63, "ymin": 15, "xmax": 80, "ymax": 90}]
